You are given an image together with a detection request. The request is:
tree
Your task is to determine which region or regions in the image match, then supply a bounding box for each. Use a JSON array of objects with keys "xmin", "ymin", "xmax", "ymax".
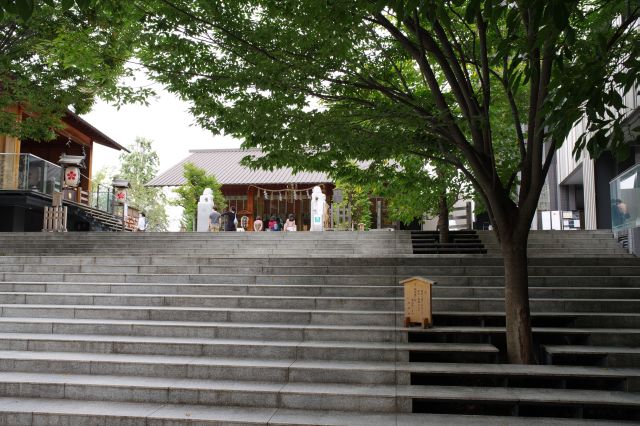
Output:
[
  {"xmin": 172, "ymin": 163, "xmax": 225, "ymax": 231},
  {"xmin": 118, "ymin": 137, "xmax": 168, "ymax": 232},
  {"xmin": 0, "ymin": 0, "xmax": 149, "ymax": 141},
  {"xmin": 337, "ymin": 156, "xmax": 472, "ymax": 240},
  {"xmin": 138, "ymin": 1, "xmax": 640, "ymax": 363},
  {"xmin": 332, "ymin": 179, "xmax": 373, "ymax": 230}
]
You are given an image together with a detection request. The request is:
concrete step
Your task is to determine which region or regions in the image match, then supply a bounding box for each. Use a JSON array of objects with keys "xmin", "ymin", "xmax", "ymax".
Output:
[
  {"xmin": 0, "ymin": 332, "xmax": 498, "ymax": 362},
  {"xmin": 5, "ymin": 282, "xmax": 640, "ymax": 300},
  {"xmin": 544, "ymin": 345, "xmax": 640, "ymax": 368},
  {"xmin": 0, "ymin": 372, "xmax": 403, "ymax": 412},
  {"xmin": 0, "ymin": 293, "xmax": 399, "ymax": 310},
  {"xmin": 0, "ymin": 255, "xmax": 636, "ymax": 267},
  {"xmin": 434, "ymin": 311, "xmax": 640, "ymax": 329},
  {"xmin": 0, "ymin": 350, "xmax": 401, "ymax": 385},
  {"xmin": 409, "ymin": 325, "xmax": 640, "ymax": 346},
  {"xmin": 0, "ymin": 317, "xmax": 402, "ymax": 342},
  {"xmin": 0, "ymin": 282, "xmax": 403, "ymax": 297},
  {"xmin": 0, "ymin": 294, "xmax": 637, "ymax": 314},
  {"xmin": 3, "ymin": 263, "xmax": 640, "ymax": 276},
  {"xmin": 0, "ymin": 397, "xmax": 620, "ymax": 425},
  {"xmin": 408, "ymin": 384, "xmax": 640, "ymax": 420},
  {"xmin": 0, "ymin": 304, "xmax": 399, "ymax": 325},
  {"xmin": 407, "ymin": 361, "xmax": 640, "ymax": 391}
]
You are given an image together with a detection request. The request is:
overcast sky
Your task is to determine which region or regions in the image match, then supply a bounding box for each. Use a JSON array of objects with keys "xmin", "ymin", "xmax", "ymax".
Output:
[{"xmin": 82, "ymin": 84, "xmax": 241, "ymax": 176}]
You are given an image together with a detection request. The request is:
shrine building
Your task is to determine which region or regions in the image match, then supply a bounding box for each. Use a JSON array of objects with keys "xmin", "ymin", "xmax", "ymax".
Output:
[{"xmin": 146, "ymin": 149, "xmax": 335, "ymax": 231}]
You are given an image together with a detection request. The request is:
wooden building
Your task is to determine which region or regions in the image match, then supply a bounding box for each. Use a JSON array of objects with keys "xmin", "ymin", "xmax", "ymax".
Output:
[{"xmin": 0, "ymin": 106, "xmax": 128, "ymax": 231}]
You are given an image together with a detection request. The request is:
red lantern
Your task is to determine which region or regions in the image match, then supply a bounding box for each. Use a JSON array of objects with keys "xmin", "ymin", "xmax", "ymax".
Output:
[
  {"xmin": 64, "ymin": 166, "xmax": 80, "ymax": 187},
  {"xmin": 115, "ymin": 189, "xmax": 127, "ymax": 204}
]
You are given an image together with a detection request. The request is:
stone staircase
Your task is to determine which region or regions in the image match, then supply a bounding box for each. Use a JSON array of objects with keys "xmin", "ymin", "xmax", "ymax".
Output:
[
  {"xmin": 0, "ymin": 230, "xmax": 636, "ymax": 424},
  {"xmin": 411, "ymin": 230, "xmax": 486, "ymax": 254}
]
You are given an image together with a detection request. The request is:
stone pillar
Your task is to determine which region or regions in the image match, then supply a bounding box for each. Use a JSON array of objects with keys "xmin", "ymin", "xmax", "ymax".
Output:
[
  {"xmin": 310, "ymin": 186, "xmax": 325, "ymax": 232},
  {"xmin": 197, "ymin": 188, "xmax": 214, "ymax": 232}
]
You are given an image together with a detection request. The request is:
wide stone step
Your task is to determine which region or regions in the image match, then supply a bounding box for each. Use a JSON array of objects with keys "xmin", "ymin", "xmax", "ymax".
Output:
[
  {"xmin": 544, "ymin": 345, "xmax": 640, "ymax": 368},
  {"xmin": 5, "ymin": 282, "xmax": 640, "ymax": 299},
  {"xmin": 0, "ymin": 304, "xmax": 399, "ymax": 325},
  {"xmin": 0, "ymin": 350, "xmax": 404, "ymax": 385},
  {"xmin": 0, "ymin": 317, "xmax": 402, "ymax": 342},
  {"xmin": 0, "ymin": 255, "xmax": 635, "ymax": 267},
  {"xmin": 0, "ymin": 282, "xmax": 402, "ymax": 297},
  {"xmin": 0, "ymin": 272, "xmax": 400, "ymax": 285},
  {"xmin": 1, "ymin": 293, "xmax": 637, "ymax": 314},
  {"xmin": 0, "ymin": 333, "xmax": 497, "ymax": 362},
  {"xmin": 407, "ymin": 362, "xmax": 640, "ymax": 391},
  {"xmin": 409, "ymin": 326, "xmax": 640, "ymax": 346},
  {"xmin": 2, "ymin": 272, "xmax": 640, "ymax": 287},
  {"xmin": 434, "ymin": 311, "xmax": 640, "ymax": 329},
  {"xmin": 0, "ymin": 397, "xmax": 618, "ymax": 425},
  {"xmin": 408, "ymin": 385, "xmax": 640, "ymax": 420},
  {"xmin": 3, "ymin": 263, "xmax": 640, "ymax": 276},
  {"xmin": 0, "ymin": 372, "xmax": 403, "ymax": 412},
  {"xmin": 0, "ymin": 293, "xmax": 398, "ymax": 310}
]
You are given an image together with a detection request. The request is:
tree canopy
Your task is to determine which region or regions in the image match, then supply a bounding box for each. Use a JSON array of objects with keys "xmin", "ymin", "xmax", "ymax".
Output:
[
  {"xmin": 137, "ymin": 0, "xmax": 639, "ymax": 363},
  {"xmin": 0, "ymin": 0, "xmax": 148, "ymax": 141}
]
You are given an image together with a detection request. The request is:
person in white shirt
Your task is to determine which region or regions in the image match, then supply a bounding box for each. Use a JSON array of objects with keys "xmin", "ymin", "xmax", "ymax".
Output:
[{"xmin": 137, "ymin": 212, "xmax": 147, "ymax": 232}]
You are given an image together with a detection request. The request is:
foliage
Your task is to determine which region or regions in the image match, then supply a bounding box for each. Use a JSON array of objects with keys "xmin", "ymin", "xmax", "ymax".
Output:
[
  {"xmin": 332, "ymin": 179, "xmax": 373, "ymax": 230},
  {"xmin": 118, "ymin": 137, "xmax": 168, "ymax": 232},
  {"xmin": 172, "ymin": 163, "xmax": 225, "ymax": 231},
  {"xmin": 137, "ymin": 1, "xmax": 639, "ymax": 363},
  {"xmin": 336, "ymin": 156, "xmax": 470, "ymax": 226},
  {"xmin": 0, "ymin": 0, "xmax": 150, "ymax": 142}
]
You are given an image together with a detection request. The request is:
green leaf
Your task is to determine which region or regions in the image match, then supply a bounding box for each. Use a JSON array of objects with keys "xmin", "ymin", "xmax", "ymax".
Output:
[
  {"xmin": 61, "ymin": 0, "xmax": 74, "ymax": 10},
  {"xmin": 15, "ymin": 0, "xmax": 34, "ymax": 21},
  {"xmin": 464, "ymin": 0, "xmax": 480, "ymax": 23},
  {"xmin": 550, "ymin": 0, "xmax": 569, "ymax": 30}
]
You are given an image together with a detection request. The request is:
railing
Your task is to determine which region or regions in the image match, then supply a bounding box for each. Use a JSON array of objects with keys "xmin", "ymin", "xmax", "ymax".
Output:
[
  {"xmin": 0, "ymin": 153, "xmax": 62, "ymax": 194},
  {"xmin": 82, "ymin": 173, "xmax": 114, "ymax": 214},
  {"xmin": 610, "ymin": 163, "xmax": 640, "ymax": 232},
  {"xmin": 0, "ymin": 153, "xmax": 115, "ymax": 215}
]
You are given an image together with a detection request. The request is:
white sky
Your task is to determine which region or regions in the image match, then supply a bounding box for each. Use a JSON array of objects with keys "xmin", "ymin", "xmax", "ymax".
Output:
[{"xmin": 82, "ymin": 86, "xmax": 241, "ymax": 175}]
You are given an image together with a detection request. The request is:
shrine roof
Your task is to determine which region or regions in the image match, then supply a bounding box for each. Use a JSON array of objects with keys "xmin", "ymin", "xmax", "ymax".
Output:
[
  {"xmin": 64, "ymin": 111, "xmax": 128, "ymax": 152},
  {"xmin": 146, "ymin": 148, "xmax": 331, "ymax": 187}
]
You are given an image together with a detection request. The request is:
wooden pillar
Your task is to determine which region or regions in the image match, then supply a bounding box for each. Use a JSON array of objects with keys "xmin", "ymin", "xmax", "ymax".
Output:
[
  {"xmin": 247, "ymin": 186, "xmax": 255, "ymax": 231},
  {"xmin": 0, "ymin": 105, "xmax": 23, "ymax": 189}
]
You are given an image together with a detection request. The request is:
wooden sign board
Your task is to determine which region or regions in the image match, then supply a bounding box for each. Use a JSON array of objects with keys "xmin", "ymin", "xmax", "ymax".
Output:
[
  {"xmin": 401, "ymin": 276, "xmax": 435, "ymax": 328},
  {"xmin": 52, "ymin": 191, "xmax": 62, "ymax": 207}
]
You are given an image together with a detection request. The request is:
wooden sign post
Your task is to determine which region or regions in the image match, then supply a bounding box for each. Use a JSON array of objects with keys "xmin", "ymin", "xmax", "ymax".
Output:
[{"xmin": 401, "ymin": 276, "xmax": 435, "ymax": 328}]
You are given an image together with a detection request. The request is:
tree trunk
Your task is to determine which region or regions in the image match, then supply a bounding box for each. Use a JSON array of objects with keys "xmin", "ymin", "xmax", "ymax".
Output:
[
  {"xmin": 437, "ymin": 193, "xmax": 449, "ymax": 244},
  {"xmin": 501, "ymin": 233, "xmax": 535, "ymax": 364}
]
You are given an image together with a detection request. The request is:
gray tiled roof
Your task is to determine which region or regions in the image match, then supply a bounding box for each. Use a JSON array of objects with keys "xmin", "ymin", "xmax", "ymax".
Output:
[{"xmin": 146, "ymin": 149, "xmax": 331, "ymax": 187}]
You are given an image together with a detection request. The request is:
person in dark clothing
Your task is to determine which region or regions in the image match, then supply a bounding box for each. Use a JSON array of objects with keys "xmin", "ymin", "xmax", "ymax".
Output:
[{"xmin": 222, "ymin": 207, "xmax": 237, "ymax": 232}]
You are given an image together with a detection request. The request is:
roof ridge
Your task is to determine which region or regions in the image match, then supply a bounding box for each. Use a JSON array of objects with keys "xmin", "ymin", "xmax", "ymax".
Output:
[{"xmin": 189, "ymin": 148, "xmax": 260, "ymax": 153}]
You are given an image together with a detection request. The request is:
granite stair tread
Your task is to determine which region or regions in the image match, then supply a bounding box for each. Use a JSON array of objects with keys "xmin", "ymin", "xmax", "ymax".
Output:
[
  {"xmin": 402, "ymin": 384, "xmax": 640, "ymax": 405},
  {"xmin": 0, "ymin": 397, "xmax": 621, "ymax": 425},
  {"xmin": 0, "ymin": 332, "xmax": 498, "ymax": 353},
  {"xmin": 544, "ymin": 345, "xmax": 640, "ymax": 355}
]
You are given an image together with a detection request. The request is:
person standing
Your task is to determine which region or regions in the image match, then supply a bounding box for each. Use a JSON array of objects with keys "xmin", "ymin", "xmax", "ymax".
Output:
[
  {"xmin": 137, "ymin": 212, "xmax": 147, "ymax": 232},
  {"xmin": 222, "ymin": 207, "xmax": 237, "ymax": 232},
  {"xmin": 284, "ymin": 214, "xmax": 297, "ymax": 232},
  {"xmin": 209, "ymin": 206, "xmax": 221, "ymax": 232}
]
